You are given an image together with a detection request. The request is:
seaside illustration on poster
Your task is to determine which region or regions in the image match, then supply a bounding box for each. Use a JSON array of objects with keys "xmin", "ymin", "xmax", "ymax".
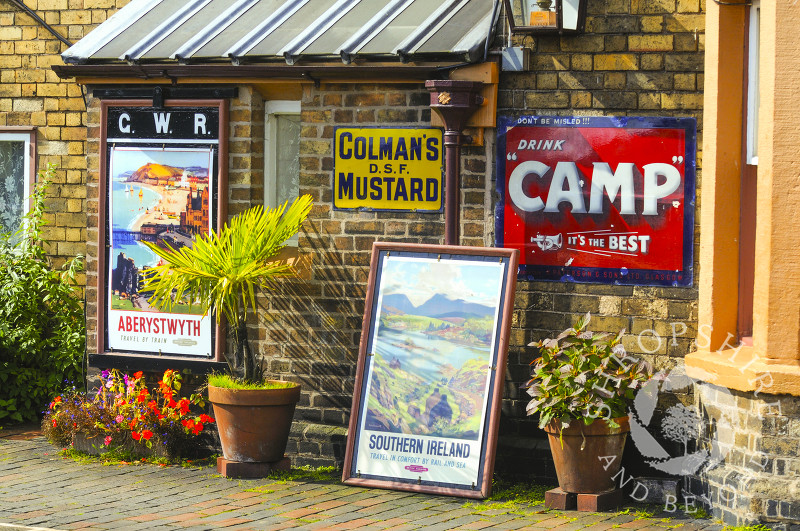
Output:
[
  {"xmin": 106, "ymin": 146, "xmax": 214, "ymax": 356},
  {"xmin": 351, "ymin": 254, "xmax": 506, "ymax": 488},
  {"xmin": 496, "ymin": 115, "xmax": 696, "ymax": 286}
]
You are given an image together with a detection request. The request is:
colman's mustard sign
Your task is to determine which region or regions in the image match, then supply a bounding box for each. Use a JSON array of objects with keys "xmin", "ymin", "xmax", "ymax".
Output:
[{"xmin": 334, "ymin": 127, "xmax": 443, "ymax": 211}]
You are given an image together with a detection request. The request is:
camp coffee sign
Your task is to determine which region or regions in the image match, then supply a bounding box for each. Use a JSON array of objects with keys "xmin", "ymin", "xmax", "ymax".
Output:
[
  {"xmin": 497, "ymin": 116, "xmax": 696, "ymax": 286},
  {"xmin": 102, "ymin": 104, "xmax": 220, "ymax": 358},
  {"xmin": 334, "ymin": 127, "xmax": 443, "ymax": 211}
]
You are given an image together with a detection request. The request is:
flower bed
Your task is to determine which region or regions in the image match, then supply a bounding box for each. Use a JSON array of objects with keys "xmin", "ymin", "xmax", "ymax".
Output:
[{"xmin": 42, "ymin": 369, "xmax": 214, "ymax": 460}]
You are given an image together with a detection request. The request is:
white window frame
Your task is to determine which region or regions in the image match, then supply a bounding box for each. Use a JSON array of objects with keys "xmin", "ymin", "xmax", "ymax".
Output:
[
  {"xmin": 745, "ymin": 0, "xmax": 760, "ymax": 165},
  {"xmin": 264, "ymin": 100, "xmax": 301, "ymax": 208},
  {"xmin": 0, "ymin": 127, "xmax": 36, "ymax": 232},
  {"xmin": 264, "ymin": 100, "xmax": 301, "ymax": 246}
]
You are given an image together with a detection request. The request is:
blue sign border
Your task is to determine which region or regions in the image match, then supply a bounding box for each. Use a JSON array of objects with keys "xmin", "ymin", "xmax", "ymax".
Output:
[{"xmin": 332, "ymin": 125, "xmax": 444, "ymax": 213}]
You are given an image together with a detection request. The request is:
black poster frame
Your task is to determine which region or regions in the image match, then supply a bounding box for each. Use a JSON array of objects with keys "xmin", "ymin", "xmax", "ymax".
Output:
[{"xmin": 95, "ymin": 100, "xmax": 228, "ymax": 366}]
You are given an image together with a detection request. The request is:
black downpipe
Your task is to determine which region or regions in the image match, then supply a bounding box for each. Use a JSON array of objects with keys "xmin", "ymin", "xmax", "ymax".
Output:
[
  {"xmin": 5, "ymin": 0, "xmax": 73, "ymax": 47},
  {"xmin": 3, "ymin": 0, "xmax": 86, "ymax": 109},
  {"xmin": 484, "ymin": 0, "xmax": 501, "ymax": 62}
]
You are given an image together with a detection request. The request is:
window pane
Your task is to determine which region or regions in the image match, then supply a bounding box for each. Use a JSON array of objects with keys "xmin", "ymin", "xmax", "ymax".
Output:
[
  {"xmin": 275, "ymin": 114, "xmax": 300, "ymax": 206},
  {"xmin": 746, "ymin": 1, "xmax": 760, "ymax": 164},
  {"xmin": 0, "ymin": 140, "xmax": 25, "ymax": 233}
]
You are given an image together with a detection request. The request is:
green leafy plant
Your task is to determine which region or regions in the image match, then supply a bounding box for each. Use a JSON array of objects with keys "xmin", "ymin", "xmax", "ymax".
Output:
[
  {"xmin": 523, "ymin": 313, "xmax": 652, "ymax": 433},
  {"xmin": 42, "ymin": 369, "xmax": 212, "ymax": 458},
  {"xmin": 0, "ymin": 163, "xmax": 85, "ymax": 423},
  {"xmin": 141, "ymin": 196, "xmax": 312, "ymax": 383}
]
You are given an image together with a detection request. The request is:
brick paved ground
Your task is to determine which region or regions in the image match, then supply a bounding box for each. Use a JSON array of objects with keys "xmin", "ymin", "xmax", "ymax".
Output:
[{"xmin": 0, "ymin": 431, "xmax": 723, "ymax": 531}]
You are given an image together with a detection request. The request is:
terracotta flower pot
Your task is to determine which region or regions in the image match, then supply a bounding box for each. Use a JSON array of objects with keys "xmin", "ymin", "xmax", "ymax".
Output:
[
  {"xmin": 208, "ymin": 383, "xmax": 301, "ymax": 463},
  {"xmin": 544, "ymin": 416, "xmax": 629, "ymax": 494}
]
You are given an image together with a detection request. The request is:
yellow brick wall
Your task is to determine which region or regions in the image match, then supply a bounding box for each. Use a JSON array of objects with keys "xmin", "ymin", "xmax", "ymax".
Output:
[{"xmin": 0, "ymin": 0, "xmax": 130, "ymax": 280}]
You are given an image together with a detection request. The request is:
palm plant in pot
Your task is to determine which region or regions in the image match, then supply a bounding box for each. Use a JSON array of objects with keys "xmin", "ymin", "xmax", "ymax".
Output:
[
  {"xmin": 524, "ymin": 313, "xmax": 652, "ymax": 494},
  {"xmin": 141, "ymin": 195, "xmax": 312, "ymax": 472}
]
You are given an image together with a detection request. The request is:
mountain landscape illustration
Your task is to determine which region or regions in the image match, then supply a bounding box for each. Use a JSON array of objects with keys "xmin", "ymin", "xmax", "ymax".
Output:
[{"xmin": 382, "ymin": 293, "xmax": 493, "ymax": 319}]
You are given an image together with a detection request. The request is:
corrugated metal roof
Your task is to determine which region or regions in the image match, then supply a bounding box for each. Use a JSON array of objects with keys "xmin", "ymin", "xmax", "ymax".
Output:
[{"xmin": 62, "ymin": 0, "xmax": 500, "ymax": 66}]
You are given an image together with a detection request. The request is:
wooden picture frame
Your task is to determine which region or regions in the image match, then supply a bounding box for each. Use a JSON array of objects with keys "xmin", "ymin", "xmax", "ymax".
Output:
[
  {"xmin": 343, "ymin": 242, "xmax": 519, "ymax": 499},
  {"xmin": 96, "ymin": 100, "xmax": 227, "ymax": 364}
]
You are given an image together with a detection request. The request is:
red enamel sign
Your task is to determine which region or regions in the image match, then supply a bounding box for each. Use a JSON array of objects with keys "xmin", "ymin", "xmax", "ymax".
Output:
[{"xmin": 497, "ymin": 116, "xmax": 696, "ymax": 286}]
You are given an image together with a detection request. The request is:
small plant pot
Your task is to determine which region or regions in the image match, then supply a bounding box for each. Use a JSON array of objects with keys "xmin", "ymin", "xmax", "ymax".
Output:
[
  {"xmin": 536, "ymin": 0, "xmax": 553, "ymax": 10},
  {"xmin": 208, "ymin": 383, "xmax": 301, "ymax": 463},
  {"xmin": 544, "ymin": 416, "xmax": 629, "ymax": 494}
]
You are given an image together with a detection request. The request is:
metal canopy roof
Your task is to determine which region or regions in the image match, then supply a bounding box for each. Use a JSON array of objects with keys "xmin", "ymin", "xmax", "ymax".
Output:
[{"xmin": 62, "ymin": 0, "xmax": 500, "ymax": 66}]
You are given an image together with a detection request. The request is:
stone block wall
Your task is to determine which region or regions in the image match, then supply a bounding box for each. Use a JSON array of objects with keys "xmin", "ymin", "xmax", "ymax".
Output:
[
  {"xmin": 0, "ymin": 0, "xmax": 130, "ymax": 274},
  {"xmin": 497, "ymin": 0, "xmax": 705, "ymax": 451},
  {"xmin": 689, "ymin": 383, "xmax": 800, "ymax": 528}
]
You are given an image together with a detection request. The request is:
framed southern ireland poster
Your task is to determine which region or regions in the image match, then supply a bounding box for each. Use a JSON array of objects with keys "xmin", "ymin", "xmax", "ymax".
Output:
[{"xmin": 343, "ymin": 243, "xmax": 518, "ymax": 498}]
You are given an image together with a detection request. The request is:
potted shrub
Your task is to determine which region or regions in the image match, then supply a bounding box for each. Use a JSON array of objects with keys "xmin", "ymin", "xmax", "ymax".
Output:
[
  {"xmin": 142, "ymin": 196, "xmax": 312, "ymax": 470},
  {"xmin": 524, "ymin": 313, "xmax": 652, "ymax": 494}
]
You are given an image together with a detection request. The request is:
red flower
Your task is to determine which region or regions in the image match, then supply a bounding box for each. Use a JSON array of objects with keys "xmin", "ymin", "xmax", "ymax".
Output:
[
  {"xmin": 141, "ymin": 430, "xmax": 153, "ymax": 441},
  {"xmin": 199, "ymin": 414, "xmax": 215, "ymax": 424},
  {"xmin": 129, "ymin": 419, "xmax": 137, "ymax": 429},
  {"xmin": 134, "ymin": 371, "xmax": 143, "ymax": 379},
  {"xmin": 135, "ymin": 388, "xmax": 149, "ymax": 403},
  {"xmin": 177, "ymin": 398, "xmax": 190, "ymax": 415},
  {"xmin": 131, "ymin": 431, "xmax": 141, "ymax": 441},
  {"xmin": 51, "ymin": 420, "xmax": 57, "ymax": 427},
  {"xmin": 168, "ymin": 398, "xmax": 177, "ymax": 408},
  {"xmin": 191, "ymin": 422, "xmax": 203, "ymax": 435}
]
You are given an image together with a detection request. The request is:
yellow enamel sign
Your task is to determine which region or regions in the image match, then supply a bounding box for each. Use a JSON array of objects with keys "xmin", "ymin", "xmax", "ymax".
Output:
[{"xmin": 334, "ymin": 128, "xmax": 443, "ymax": 211}]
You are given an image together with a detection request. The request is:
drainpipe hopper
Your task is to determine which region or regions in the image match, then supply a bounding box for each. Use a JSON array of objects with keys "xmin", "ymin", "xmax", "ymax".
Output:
[{"xmin": 425, "ymin": 80, "xmax": 484, "ymax": 246}]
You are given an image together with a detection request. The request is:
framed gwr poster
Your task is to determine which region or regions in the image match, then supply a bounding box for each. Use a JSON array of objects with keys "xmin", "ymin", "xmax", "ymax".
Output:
[
  {"xmin": 343, "ymin": 243, "xmax": 518, "ymax": 499},
  {"xmin": 97, "ymin": 100, "xmax": 227, "ymax": 361}
]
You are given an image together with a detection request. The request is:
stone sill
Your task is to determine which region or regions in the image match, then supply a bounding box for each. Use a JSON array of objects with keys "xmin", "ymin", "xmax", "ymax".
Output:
[{"xmin": 685, "ymin": 347, "xmax": 800, "ymax": 396}]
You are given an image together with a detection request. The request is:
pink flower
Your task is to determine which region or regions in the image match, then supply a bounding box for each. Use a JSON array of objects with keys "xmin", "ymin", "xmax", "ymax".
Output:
[
  {"xmin": 115, "ymin": 415, "xmax": 124, "ymax": 423},
  {"xmin": 104, "ymin": 435, "xmax": 112, "ymax": 446}
]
